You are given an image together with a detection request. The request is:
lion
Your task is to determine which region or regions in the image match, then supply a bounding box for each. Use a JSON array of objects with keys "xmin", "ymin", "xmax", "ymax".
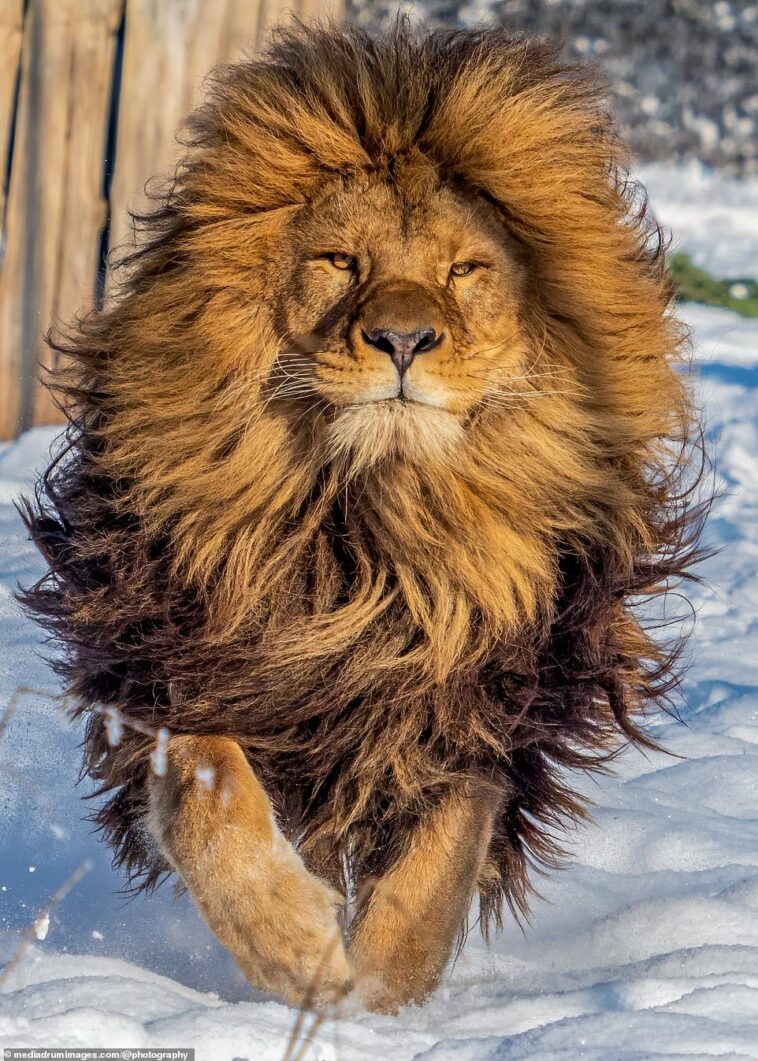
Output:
[{"xmin": 20, "ymin": 22, "xmax": 706, "ymax": 1013}]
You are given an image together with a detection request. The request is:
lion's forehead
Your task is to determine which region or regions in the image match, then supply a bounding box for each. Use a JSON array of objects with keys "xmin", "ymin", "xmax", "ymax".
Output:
[{"xmin": 293, "ymin": 176, "xmax": 510, "ymax": 267}]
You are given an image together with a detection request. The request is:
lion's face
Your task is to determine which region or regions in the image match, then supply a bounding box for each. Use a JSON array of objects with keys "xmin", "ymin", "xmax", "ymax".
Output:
[{"xmin": 268, "ymin": 173, "xmax": 529, "ymax": 464}]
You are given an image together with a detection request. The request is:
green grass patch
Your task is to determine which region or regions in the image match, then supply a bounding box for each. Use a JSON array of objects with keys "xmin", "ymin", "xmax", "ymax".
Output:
[{"xmin": 669, "ymin": 252, "xmax": 758, "ymax": 318}]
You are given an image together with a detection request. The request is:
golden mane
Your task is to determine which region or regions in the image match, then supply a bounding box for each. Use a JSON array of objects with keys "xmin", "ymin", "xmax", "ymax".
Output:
[{"xmin": 21, "ymin": 21, "xmax": 706, "ymax": 929}]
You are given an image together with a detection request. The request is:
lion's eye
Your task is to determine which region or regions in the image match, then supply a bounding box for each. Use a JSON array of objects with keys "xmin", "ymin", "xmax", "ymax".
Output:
[
  {"xmin": 325, "ymin": 253, "xmax": 357, "ymax": 271},
  {"xmin": 449, "ymin": 261, "xmax": 477, "ymax": 278}
]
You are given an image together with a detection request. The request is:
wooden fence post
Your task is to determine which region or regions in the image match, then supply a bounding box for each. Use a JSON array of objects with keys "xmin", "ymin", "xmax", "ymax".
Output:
[
  {"xmin": 107, "ymin": 0, "xmax": 262, "ymax": 261},
  {"xmin": 0, "ymin": 0, "xmax": 123, "ymax": 440},
  {"xmin": 0, "ymin": 0, "xmax": 24, "ymax": 434},
  {"xmin": 0, "ymin": 1, "xmax": 23, "ymax": 238}
]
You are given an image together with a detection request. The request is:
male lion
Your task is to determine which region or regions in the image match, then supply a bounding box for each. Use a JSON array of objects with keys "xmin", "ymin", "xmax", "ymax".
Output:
[{"xmin": 21, "ymin": 23, "xmax": 704, "ymax": 1012}]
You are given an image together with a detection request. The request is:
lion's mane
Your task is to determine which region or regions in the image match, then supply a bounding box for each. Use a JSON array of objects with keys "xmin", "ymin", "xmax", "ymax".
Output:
[{"xmin": 21, "ymin": 22, "xmax": 706, "ymax": 930}]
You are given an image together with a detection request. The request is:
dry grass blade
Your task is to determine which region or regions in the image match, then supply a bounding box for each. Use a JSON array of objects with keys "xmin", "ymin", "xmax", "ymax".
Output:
[
  {"xmin": 280, "ymin": 916, "xmax": 355, "ymax": 1061},
  {"xmin": 0, "ymin": 684, "xmax": 30, "ymax": 742},
  {"xmin": 281, "ymin": 876, "xmax": 415, "ymax": 1061},
  {"xmin": 0, "ymin": 687, "xmax": 75, "ymax": 834},
  {"xmin": 1, "ymin": 691, "xmax": 93, "ymax": 991},
  {"xmin": 0, "ymin": 861, "xmax": 92, "ymax": 990}
]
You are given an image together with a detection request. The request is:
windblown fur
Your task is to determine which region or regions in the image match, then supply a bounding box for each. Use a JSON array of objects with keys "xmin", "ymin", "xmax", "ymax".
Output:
[{"xmin": 20, "ymin": 22, "xmax": 706, "ymax": 932}]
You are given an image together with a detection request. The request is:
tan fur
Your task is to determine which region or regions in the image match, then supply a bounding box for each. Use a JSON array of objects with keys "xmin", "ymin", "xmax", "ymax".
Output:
[
  {"xmin": 148, "ymin": 735, "xmax": 353, "ymax": 1007},
  {"xmin": 349, "ymin": 785, "xmax": 502, "ymax": 1012}
]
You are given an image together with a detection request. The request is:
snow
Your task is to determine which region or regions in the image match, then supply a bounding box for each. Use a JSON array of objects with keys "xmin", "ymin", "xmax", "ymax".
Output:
[
  {"xmin": 2, "ymin": 164, "xmax": 758, "ymax": 1058},
  {"xmin": 640, "ymin": 162, "xmax": 758, "ymax": 278}
]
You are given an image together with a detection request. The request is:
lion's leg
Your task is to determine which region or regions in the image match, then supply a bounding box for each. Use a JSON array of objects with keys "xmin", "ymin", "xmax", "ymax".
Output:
[
  {"xmin": 147, "ymin": 734, "xmax": 353, "ymax": 1007},
  {"xmin": 348, "ymin": 784, "xmax": 501, "ymax": 1012}
]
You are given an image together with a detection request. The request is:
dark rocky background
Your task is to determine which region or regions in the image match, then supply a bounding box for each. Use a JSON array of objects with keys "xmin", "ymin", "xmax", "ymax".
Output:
[{"xmin": 349, "ymin": 0, "xmax": 758, "ymax": 175}]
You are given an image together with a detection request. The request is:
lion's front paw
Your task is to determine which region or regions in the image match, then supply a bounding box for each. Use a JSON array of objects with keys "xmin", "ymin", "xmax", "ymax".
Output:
[{"xmin": 238, "ymin": 842, "xmax": 354, "ymax": 1008}]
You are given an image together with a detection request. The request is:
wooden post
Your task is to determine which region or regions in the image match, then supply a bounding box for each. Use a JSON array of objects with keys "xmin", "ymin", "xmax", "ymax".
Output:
[
  {"xmin": 0, "ymin": 0, "xmax": 24, "ymax": 434},
  {"xmin": 107, "ymin": 0, "xmax": 261, "ymax": 261},
  {"xmin": 0, "ymin": 0, "xmax": 123, "ymax": 440},
  {"xmin": 0, "ymin": 1, "xmax": 24, "ymax": 237}
]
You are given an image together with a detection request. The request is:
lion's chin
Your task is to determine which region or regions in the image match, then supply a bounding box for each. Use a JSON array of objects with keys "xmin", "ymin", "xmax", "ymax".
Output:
[{"xmin": 325, "ymin": 399, "xmax": 464, "ymax": 472}]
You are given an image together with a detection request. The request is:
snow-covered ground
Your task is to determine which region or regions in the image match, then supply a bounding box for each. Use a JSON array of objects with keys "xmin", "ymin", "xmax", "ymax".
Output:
[
  {"xmin": 1, "ymin": 164, "xmax": 757, "ymax": 1059},
  {"xmin": 641, "ymin": 163, "xmax": 758, "ymax": 278}
]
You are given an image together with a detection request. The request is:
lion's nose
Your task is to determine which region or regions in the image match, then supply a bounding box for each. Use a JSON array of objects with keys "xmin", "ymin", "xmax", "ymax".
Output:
[{"xmin": 362, "ymin": 328, "xmax": 441, "ymax": 378}]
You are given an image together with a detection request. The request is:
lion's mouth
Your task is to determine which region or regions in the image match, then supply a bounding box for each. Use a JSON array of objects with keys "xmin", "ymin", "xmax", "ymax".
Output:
[
  {"xmin": 341, "ymin": 391, "xmax": 416, "ymax": 409},
  {"xmin": 346, "ymin": 390, "xmax": 452, "ymax": 412}
]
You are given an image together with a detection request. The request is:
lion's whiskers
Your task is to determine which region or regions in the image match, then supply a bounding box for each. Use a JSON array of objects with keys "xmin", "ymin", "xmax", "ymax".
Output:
[{"xmin": 479, "ymin": 389, "xmax": 583, "ymax": 411}]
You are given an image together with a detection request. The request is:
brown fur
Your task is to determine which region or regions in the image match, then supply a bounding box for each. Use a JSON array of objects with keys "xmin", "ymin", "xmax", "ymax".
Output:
[{"xmin": 19, "ymin": 21, "xmax": 707, "ymax": 1008}]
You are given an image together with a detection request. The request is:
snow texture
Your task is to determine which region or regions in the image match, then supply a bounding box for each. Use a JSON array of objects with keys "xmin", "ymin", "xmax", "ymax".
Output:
[{"xmin": 2, "ymin": 164, "xmax": 758, "ymax": 1058}]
